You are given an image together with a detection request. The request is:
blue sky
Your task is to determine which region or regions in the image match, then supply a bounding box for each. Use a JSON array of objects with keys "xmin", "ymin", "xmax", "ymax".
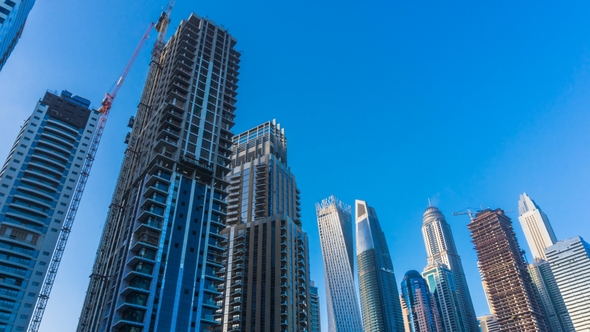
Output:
[{"xmin": 1, "ymin": 1, "xmax": 590, "ymax": 331}]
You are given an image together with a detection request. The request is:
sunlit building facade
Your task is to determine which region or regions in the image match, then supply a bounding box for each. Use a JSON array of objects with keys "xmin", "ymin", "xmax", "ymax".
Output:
[
  {"xmin": 518, "ymin": 193, "xmax": 557, "ymax": 261},
  {"xmin": 545, "ymin": 236, "xmax": 590, "ymax": 331},
  {"xmin": 468, "ymin": 209, "xmax": 549, "ymax": 332},
  {"xmin": 316, "ymin": 196, "xmax": 362, "ymax": 332},
  {"xmin": 421, "ymin": 206, "xmax": 478, "ymax": 332},
  {"xmin": 355, "ymin": 199, "xmax": 403, "ymax": 332},
  {"xmin": 0, "ymin": 90, "xmax": 98, "ymax": 331},
  {"xmin": 422, "ymin": 261, "xmax": 463, "ymax": 332},
  {"xmin": 0, "ymin": 0, "xmax": 35, "ymax": 70},
  {"xmin": 216, "ymin": 120, "xmax": 310, "ymax": 331},
  {"xmin": 78, "ymin": 14, "xmax": 240, "ymax": 332}
]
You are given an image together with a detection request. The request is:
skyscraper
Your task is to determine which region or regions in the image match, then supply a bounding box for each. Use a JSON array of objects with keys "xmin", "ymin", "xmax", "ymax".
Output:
[
  {"xmin": 468, "ymin": 208, "xmax": 549, "ymax": 332},
  {"xmin": 400, "ymin": 270, "xmax": 442, "ymax": 332},
  {"xmin": 528, "ymin": 259, "xmax": 574, "ymax": 332},
  {"xmin": 477, "ymin": 315, "xmax": 500, "ymax": 332},
  {"xmin": 216, "ymin": 120, "xmax": 310, "ymax": 331},
  {"xmin": 316, "ymin": 196, "xmax": 362, "ymax": 332},
  {"xmin": 0, "ymin": 0, "xmax": 35, "ymax": 70},
  {"xmin": 310, "ymin": 281, "xmax": 321, "ymax": 332},
  {"xmin": 422, "ymin": 261, "xmax": 463, "ymax": 332},
  {"xmin": 518, "ymin": 193, "xmax": 557, "ymax": 260},
  {"xmin": 421, "ymin": 206, "xmax": 478, "ymax": 332},
  {"xmin": 545, "ymin": 236, "xmax": 590, "ymax": 331},
  {"xmin": 78, "ymin": 14, "xmax": 240, "ymax": 331},
  {"xmin": 0, "ymin": 90, "xmax": 98, "ymax": 331},
  {"xmin": 355, "ymin": 199, "xmax": 404, "ymax": 332}
]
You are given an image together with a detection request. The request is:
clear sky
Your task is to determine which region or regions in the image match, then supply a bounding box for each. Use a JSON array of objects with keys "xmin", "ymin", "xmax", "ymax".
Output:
[{"xmin": 1, "ymin": 1, "xmax": 590, "ymax": 331}]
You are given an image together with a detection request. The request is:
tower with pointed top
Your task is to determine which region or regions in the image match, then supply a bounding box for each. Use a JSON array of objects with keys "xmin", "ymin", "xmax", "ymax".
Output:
[
  {"xmin": 316, "ymin": 196, "xmax": 363, "ymax": 332},
  {"xmin": 421, "ymin": 206, "xmax": 479, "ymax": 332},
  {"xmin": 518, "ymin": 193, "xmax": 557, "ymax": 261},
  {"xmin": 355, "ymin": 200, "xmax": 404, "ymax": 332}
]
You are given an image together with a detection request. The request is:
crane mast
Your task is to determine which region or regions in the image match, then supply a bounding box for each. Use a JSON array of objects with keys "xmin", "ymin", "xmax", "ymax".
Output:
[
  {"xmin": 27, "ymin": 22, "xmax": 155, "ymax": 332},
  {"xmin": 76, "ymin": 1, "xmax": 175, "ymax": 331}
]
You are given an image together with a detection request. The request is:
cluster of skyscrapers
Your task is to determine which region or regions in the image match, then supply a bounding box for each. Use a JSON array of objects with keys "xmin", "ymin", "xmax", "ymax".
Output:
[{"xmin": 1, "ymin": 4, "xmax": 590, "ymax": 332}]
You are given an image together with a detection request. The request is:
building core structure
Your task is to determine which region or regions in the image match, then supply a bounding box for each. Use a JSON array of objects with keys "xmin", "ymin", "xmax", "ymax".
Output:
[
  {"xmin": 355, "ymin": 199, "xmax": 404, "ymax": 332},
  {"xmin": 0, "ymin": 0, "xmax": 35, "ymax": 70},
  {"xmin": 518, "ymin": 193, "xmax": 557, "ymax": 261},
  {"xmin": 468, "ymin": 209, "xmax": 549, "ymax": 332},
  {"xmin": 316, "ymin": 196, "xmax": 362, "ymax": 332},
  {"xmin": 78, "ymin": 14, "xmax": 240, "ymax": 332},
  {"xmin": 421, "ymin": 206, "xmax": 478, "ymax": 332},
  {"xmin": 545, "ymin": 236, "xmax": 590, "ymax": 331},
  {"xmin": 216, "ymin": 120, "xmax": 310, "ymax": 331},
  {"xmin": 0, "ymin": 90, "xmax": 97, "ymax": 331}
]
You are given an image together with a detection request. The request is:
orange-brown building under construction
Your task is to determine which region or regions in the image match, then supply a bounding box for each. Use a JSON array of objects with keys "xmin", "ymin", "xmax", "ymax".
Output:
[{"xmin": 468, "ymin": 209, "xmax": 549, "ymax": 332}]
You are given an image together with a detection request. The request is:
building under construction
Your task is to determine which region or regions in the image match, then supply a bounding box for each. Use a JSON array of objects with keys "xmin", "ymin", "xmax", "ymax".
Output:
[
  {"xmin": 78, "ymin": 13, "xmax": 240, "ymax": 332},
  {"xmin": 468, "ymin": 209, "xmax": 549, "ymax": 332}
]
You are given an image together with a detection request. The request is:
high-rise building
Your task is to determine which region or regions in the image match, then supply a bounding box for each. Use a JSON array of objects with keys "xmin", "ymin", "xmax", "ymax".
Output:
[
  {"xmin": 528, "ymin": 259, "xmax": 574, "ymax": 332},
  {"xmin": 310, "ymin": 281, "xmax": 321, "ymax": 332},
  {"xmin": 78, "ymin": 14, "xmax": 240, "ymax": 332},
  {"xmin": 316, "ymin": 196, "xmax": 362, "ymax": 332},
  {"xmin": 468, "ymin": 208, "xmax": 549, "ymax": 332},
  {"xmin": 421, "ymin": 206, "xmax": 478, "ymax": 332},
  {"xmin": 518, "ymin": 193, "xmax": 557, "ymax": 260},
  {"xmin": 216, "ymin": 120, "xmax": 310, "ymax": 331},
  {"xmin": 400, "ymin": 270, "xmax": 442, "ymax": 332},
  {"xmin": 422, "ymin": 261, "xmax": 463, "ymax": 332},
  {"xmin": 355, "ymin": 199, "xmax": 404, "ymax": 332},
  {"xmin": 477, "ymin": 315, "xmax": 500, "ymax": 332},
  {"xmin": 0, "ymin": 0, "xmax": 35, "ymax": 70},
  {"xmin": 545, "ymin": 236, "xmax": 590, "ymax": 331},
  {"xmin": 0, "ymin": 90, "xmax": 98, "ymax": 331}
]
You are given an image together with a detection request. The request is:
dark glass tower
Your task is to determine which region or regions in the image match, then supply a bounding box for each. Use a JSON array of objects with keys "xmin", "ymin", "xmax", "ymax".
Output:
[
  {"xmin": 355, "ymin": 200, "xmax": 404, "ymax": 332},
  {"xmin": 78, "ymin": 14, "xmax": 240, "ymax": 332},
  {"xmin": 468, "ymin": 209, "xmax": 549, "ymax": 332},
  {"xmin": 0, "ymin": 0, "xmax": 35, "ymax": 70},
  {"xmin": 216, "ymin": 120, "xmax": 310, "ymax": 331},
  {"xmin": 400, "ymin": 270, "xmax": 441, "ymax": 332}
]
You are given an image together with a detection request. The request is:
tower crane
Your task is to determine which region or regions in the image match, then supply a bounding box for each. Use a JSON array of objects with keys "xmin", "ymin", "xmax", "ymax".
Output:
[
  {"xmin": 452, "ymin": 207, "xmax": 514, "ymax": 222},
  {"xmin": 27, "ymin": 20, "xmax": 155, "ymax": 332},
  {"xmin": 76, "ymin": 1, "xmax": 176, "ymax": 331}
]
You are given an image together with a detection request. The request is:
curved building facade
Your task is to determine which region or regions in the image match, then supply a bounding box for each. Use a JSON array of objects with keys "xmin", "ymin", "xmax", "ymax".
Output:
[
  {"xmin": 400, "ymin": 270, "xmax": 441, "ymax": 332},
  {"xmin": 316, "ymin": 196, "xmax": 362, "ymax": 332},
  {"xmin": 422, "ymin": 206, "xmax": 478, "ymax": 332},
  {"xmin": 355, "ymin": 200, "xmax": 404, "ymax": 332}
]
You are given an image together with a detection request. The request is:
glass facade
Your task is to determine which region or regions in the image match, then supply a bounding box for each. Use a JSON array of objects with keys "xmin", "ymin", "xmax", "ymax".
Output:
[
  {"xmin": 0, "ymin": 90, "xmax": 98, "ymax": 331},
  {"xmin": 355, "ymin": 200, "xmax": 404, "ymax": 332},
  {"xmin": 400, "ymin": 270, "xmax": 440, "ymax": 332},
  {"xmin": 0, "ymin": 0, "xmax": 35, "ymax": 70}
]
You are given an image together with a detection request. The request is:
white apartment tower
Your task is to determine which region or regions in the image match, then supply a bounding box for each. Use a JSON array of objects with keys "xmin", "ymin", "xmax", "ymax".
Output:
[
  {"xmin": 316, "ymin": 196, "xmax": 362, "ymax": 332},
  {"xmin": 518, "ymin": 193, "xmax": 557, "ymax": 260}
]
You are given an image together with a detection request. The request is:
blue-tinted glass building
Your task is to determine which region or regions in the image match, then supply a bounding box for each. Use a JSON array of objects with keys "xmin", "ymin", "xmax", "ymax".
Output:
[
  {"xmin": 401, "ymin": 270, "xmax": 441, "ymax": 332},
  {"xmin": 0, "ymin": 90, "xmax": 98, "ymax": 331},
  {"xmin": 355, "ymin": 200, "xmax": 404, "ymax": 332},
  {"xmin": 0, "ymin": 0, "xmax": 35, "ymax": 70}
]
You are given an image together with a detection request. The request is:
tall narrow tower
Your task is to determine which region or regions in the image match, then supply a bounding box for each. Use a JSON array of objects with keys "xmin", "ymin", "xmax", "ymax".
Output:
[
  {"xmin": 400, "ymin": 270, "xmax": 442, "ymax": 332},
  {"xmin": 0, "ymin": 0, "xmax": 36, "ymax": 70},
  {"xmin": 216, "ymin": 120, "xmax": 310, "ymax": 331},
  {"xmin": 0, "ymin": 90, "xmax": 97, "ymax": 331},
  {"xmin": 316, "ymin": 196, "xmax": 362, "ymax": 332},
  {"xmin": 468, "ymin": 209, "xmax": 549, "ymax": 332},
  {"xmin": 78, "ymin": 14, "xmax": 240, "ymax": 332},
  {"xmin": 518, "ymin": 193, "xmax": 557, "ymax": 260},
  {"xmin": 421, "ymin": 206, "xmax": 478, "ymax": 332},
  {"xmin": 355, "ymin": 200, "xmax": 404, "ymax": 332}
]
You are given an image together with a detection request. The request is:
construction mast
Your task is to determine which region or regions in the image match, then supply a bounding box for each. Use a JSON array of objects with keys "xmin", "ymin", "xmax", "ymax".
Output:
[
  {"xmin": 76, "ymin": 1, "xmax": 175, "ymax": 331},
  {"xmin": 27, "ymin": 24, "xmax": 154, "ymax": 332}
]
